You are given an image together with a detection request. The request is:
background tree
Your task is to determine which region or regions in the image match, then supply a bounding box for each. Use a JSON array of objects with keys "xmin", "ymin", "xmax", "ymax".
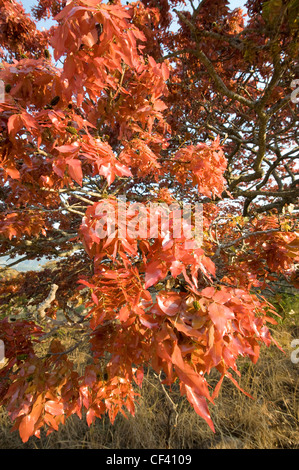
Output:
[{"xmin": 0, "ymin": 0, "xmax": 298, "ymax": 442}]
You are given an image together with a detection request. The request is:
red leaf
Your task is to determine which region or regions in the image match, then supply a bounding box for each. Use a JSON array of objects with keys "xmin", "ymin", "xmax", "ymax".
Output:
[
  {"xmin": 139, "ymin": 314, "xmax": 159, "ymax": 329},
  {"xmin": 156, "ymin": 292, "xmax": 182, "ymax": 316},
  {"xmin": 56, "ymin": 144, "xmax": 80, "ymax": 153},
  {"xmin": 119, "ymin": 305, "xmax": 130, "ymax": 322},
  {"xmin": 44, "ymin": 412, "xmax": 59, "ymax": 431},
  {"xmin": 148, "ymin": 56, "xmax": 157, "ymax": 69},
  {"xmin": 170, "ymin": 260, "xmax": 183, "ymax": 278},
  {"xmin": 145, "ymin": 260, "xmax": 168, "ymax": 289},
  {"xmin": 19, "ymin": 415, "xmax": 35, "ymax": 443},
  {"xmin": 81, "ymin": 29, "xmax": 98, "ymax": 47},
  {"xmin": 213, "ymin": 290, "xmax": 232, "ymax": 304},
  {"xmin": 44, "ymin": 401, "xmax": 64, "ymax": 416},
  {"xmin": 185, "ymin": 385, "xmax": 215, "ymax": 432},
  {"xmin": 172, "ymin": 344, "xmax": 211, "ymax": 400},
  {"xmin": 200, "ymin": 256, "xmax": 216, "ymax": 277},
  {"xmin": 208, "ymin": 302, "xmax": 234, "ymax": 336},
  {"xmin": 201, "ymin": 287, "xmax": 216, "ymax": 298},
  {"xmin": 212, "ymin": 374, "xmax": 225, "ymax": 400},
  {"xmin": 153, "ymin": 99, "xmax": 167, "ymax": 112},
  {"xmin": 134, "ymin": 367, "xmax": 144, "ymax": 387},
  {"xmin": 171, "ymin": 317, "xmax": 203, "ymax": 340},
  {"xmin": 21, "ymin": 113, "xmax": 38, "ymax": 131},
  {"xmin": 86, "ymin": 408, "xmax": 96, "ymax": 426},
  {"xmin": 78, "ymin": 279, "xmax": 96, "ymax": 289},
  {"xmin": 53, "ymin": 160, "xmax": 66, "ymax": 178},
  {"xmin": 29, "ymin": 394, "xmax": 44, "ymax": 427},
  {"xmin": 225, "ymin": 371, "xmax": 253, "ymax": 399},
  {"xmin": 7, "ymin": 114, "xmax": 23, "ymax": 139},
  {"xmin": 91, "ymin": 292, "xmax": 99, "ymax": 305},
  {"xmin": 67, "ymin": 159, "xmax": 83, "ymax": 186},
  {"xmin": 6, "ymin": 167, "xmax": 20, "ymax": 179}
]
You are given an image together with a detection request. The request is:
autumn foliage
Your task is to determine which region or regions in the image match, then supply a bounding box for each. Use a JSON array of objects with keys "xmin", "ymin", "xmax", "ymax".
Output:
[{"xmin": 0, "ymin": 0, "xmax": 298, "ymax": 442}]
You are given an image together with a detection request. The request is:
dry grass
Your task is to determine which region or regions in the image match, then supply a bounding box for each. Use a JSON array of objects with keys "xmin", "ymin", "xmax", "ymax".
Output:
[{"xmin": 0, "ymin": 317, "xmax": 298, "ymax": 449}]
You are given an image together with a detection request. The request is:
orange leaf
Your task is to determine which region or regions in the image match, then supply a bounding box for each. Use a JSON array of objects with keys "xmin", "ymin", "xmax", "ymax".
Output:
[
  {"xmin": 19, "ymin": 415, "xmax": 35, "ymax": 443},
  {"xmin": 185, "ymin": 385, "xmax": 215, "ymax": 432},
  {"xmin": 7, "ymin": 114, "xmax": 23, "ymax": 139},
  {"xmin": 44, "ymin": 401, "xmax": 64, "ymax": 416}
]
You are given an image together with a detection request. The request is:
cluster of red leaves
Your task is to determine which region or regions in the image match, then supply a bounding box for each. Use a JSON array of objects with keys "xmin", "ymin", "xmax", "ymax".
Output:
[
  {"xmin": 0, "ymin": 0, "xmax": 48, "ymax": 60},
  {"xmin": 31, "ymin": 0, "xmax": 66, "ymax": 21},
  {"xmin": 220, "ymin": 216, "xmax": 299, "ymax": 289},
  {"xmin": 3, "ymin": 339, "xmax": 80, "ymax": 442},
  {"xmin": 1, "ymin": 327, "xmax": 143, "ymax": 441},
  {"xmin": 0, "ymin": 277, "xmax": 280, "ymax": 440},
  {"xmin": 77, "ymin": 266, "xmax": 280, "ymax": 432},
  {"xmin": 76, "ymin": 198, "xmax": 282, "ymax": 432},
  {"xmin": 0, "ymin": 211, "xmax": 47, "ymax": 239},
  {"xmin": 248, "ymin": 218, "xmax": 299, "ymax": 274},
  {"xmin": 80, "ymin": 365, "xmax": 141, "ymax": 426},
  {"xmin": 170, "ymin": 138, "xmax": 228, "ymax": 198},
  {"xmin": 0, "ymin": 0, "xmax": 169, "ymax": 191},
  {"xmin": 0, "ymin": 318, "xmax": 43, "ymax": 401},
  {"xmin": 79, "ymin": 197, "xmax": 215, "ymax": 285}
]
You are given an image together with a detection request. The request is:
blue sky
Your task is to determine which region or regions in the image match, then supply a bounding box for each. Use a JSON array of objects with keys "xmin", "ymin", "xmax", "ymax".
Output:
[
  {"xmin": 229, "ymin": 0, "xmax": 247, "ymax": 9},
  {"xmin": 21, "ymin": 0, "xmax": 248, "ymax": 27},
  {"xmin": 21, "ymin": 0, "xmax": 54, "ymax": 29}
]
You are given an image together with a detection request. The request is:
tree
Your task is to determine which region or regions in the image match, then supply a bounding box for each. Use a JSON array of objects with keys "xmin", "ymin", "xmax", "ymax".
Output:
[{"xmin": 0, "ymin": 0, "xmax": 298, "ymax": 442}]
